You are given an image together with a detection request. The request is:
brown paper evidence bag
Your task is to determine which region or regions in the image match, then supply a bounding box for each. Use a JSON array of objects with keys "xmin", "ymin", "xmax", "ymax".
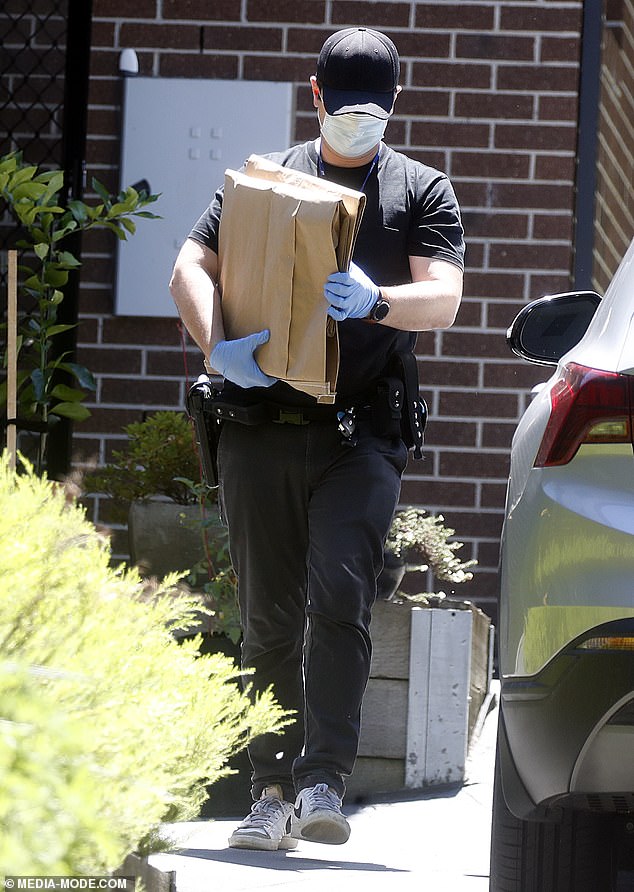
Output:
[{"xmin": 218, "ymin": 154, "xmax": 366, "ymax": 404}]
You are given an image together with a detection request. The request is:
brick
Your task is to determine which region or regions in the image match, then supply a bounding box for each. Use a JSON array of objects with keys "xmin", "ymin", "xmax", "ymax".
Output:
[
  {"xmin": 401, "ymin": 479, "xmax": 478, "ymax": 508},
  {"xmin": 203, "ymin": 25, "xmax": 283, "ymax": 51},
  {"xmin": 540, "ymin": 35, "xmax": 581, "ymax": 63},
  {"xmin": 455, "ymin": 92, "xmax": 534, "ymax": 120},
  {"xmin": 481, "ymin": 481, "xmax": 508, "ymax": 509},
  {"xmin": 502, "ymin": 4, "xmax": 583, "ymax": 33},
  {"xmin": 287, "ymin": 27, "xmax": 334, "ymax": 55},
  {"xmin": 532, "ymin": 213, "xmax": 574, "ymax": 242},
  {"xmin": 396, "ymin": 89, "xmax": 451, "ymax": 117},
  {"xmin": 481, "ymin": 421, "xmax": 517, "ymax": 450},
  {"xmin": 146, "ymin": 349, "xmax": 202, "ymax": 377},
  {"xmin": 538, "ymin": 95, "xmax": 579, "ymax": 123},
  {"xmin": 425, "ymin": 420, "xmax": 478, "ymax": 448},
  {"xmin": 387, "ymin": 31, "xmax": 452, "ymax": 60},
  {"xmin": 100, "ymin": 378, "xmax": 180, "ymax": 405},
  {"xmin": 451, "ymin": 150, "xmax": 531, "ymax": 180},
  {"xmin": 491, "ymin": 182, "xmax": 573, "ymax": 210},
  {"xmin": 419, "ymin": 360, "xmax": 480, "ymax": 388},
  {"xmin": 80, "ymin": 407, "xmax": 145, "ymax": 434},
  {"xmin": 411, "ymin": 120, "xmax": 490, "ymax": 149},
  {"xmin": 93, "ymin": 0, "xmax": 157, "ymax": 16},
  {"xmin": 76, "ymin": 347, "xmax": 142, "ymax": 376},
  {"xmin": 90, "ymin": 21, "xmax": 116, "ymax": 47},
  {"xmin": 415, "ymin": 4, "xmax": 495, "ymax": 30},
  {"xmin": 463, "ymin": 241, "xmax": 485, "ymax": 269},
  {"xmin": 163, "ymin": 0, "xmax": 242, "ymax": 20},
  {"xmin": 247, "ymin": 0, "xmax": 326, "ymax": 24},
  {"xmin": 102, "ymin": 317, "xmax": 181, "ymax": 346},
  {"xmin": 439, "ymin": 390, "xmax": 519, "ymax": 419},
  {"xmin": 486, "ymin": 302, "xmax": 527, "ymax": 329},
  {"xmin": 79, "ymin": 289, "xmax": 114, "ymax": 315},
  {"xmin": 497, "ymin": 63, "xmax": 579, "ymax": 93},
  {"xmin": 478, "ymin": 539, "xmax": 503, "ymax": 566},
  {"xmin": 442, "ymin": 330, "xmax": 510, "ymax": 360},
  {"xmin": 465, "ymin": 272, "xmax": 526, "ymax": 300},
  {"xmin": 456, "ymin": 33, "xmax": 535, "ymax": 62},
  {"xmin": 120, "ymin": 23, "xmax": 200, "ymax": 49},
  {"xmin": 412, "ymin": 61, "xmax": 492, "ymax": 90},
  {"xmin": 534, "ymin": 155, "xmax": 576, "ymax": 182},
  {"xmin": 489, "ymin": 242, "xmax": 572, "ymax": 271},
  {"xmin": 332, "ymin": 1, "xmax": 410, "ymax": 27},
  {"xmin": 528, "ymin": 273, "xmax": 575, "ymax": 298},
  {"xmin": 485, "ymin": 360, "xmax": 552, "ymax": 391},
  {"xmin": 414, "ymin": 331, "xmax": 436, "ymax": 356},
  {"xmin": 495, "ymin": 122, "xmax": 576, "ymax": 152},
  {"xmin": 159, "ymin": 54, "xmax": 239, "ymax": 78},
  {"xmin": 243, "ymin": 55, "xmax": 315, "ymax": 81},
  {"xmin": 440, "ymin": 449, "xmax": 511, "ymax": 483},
  {"xmin": 453, "ymin": 301, "xmax": 482, "ymax": 327},
  {"xmin": 463, "ymin": 210, "xmax": 529, "ymax": 239},
  {"xmin": 86, "ymin": 107, "xmax": 119, "ymax": 136}
]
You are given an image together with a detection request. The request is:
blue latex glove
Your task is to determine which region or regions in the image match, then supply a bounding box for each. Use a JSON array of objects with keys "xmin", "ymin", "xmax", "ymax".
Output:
[
  {"xmin": 210, "ymin": 329, "xmax": 278, "ymax": 389},
  {"xmin": 324, "ymin": 261, "xmax": 380, "ymax": 321}
]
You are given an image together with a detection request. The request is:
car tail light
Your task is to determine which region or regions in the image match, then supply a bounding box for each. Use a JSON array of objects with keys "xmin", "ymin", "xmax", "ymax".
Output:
[
  {"xmin": 578, "ymin": 636, "xmax": 634, "ymax": 651},
  {"xmin": 535, "ymin": 363, "xmax": 634, "ymax": 467}
]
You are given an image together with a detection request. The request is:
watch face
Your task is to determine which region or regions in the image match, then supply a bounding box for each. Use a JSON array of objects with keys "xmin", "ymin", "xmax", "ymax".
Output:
[{"xmin": 372, "ymin": 299, "xmax": 390, "ymax": 321}]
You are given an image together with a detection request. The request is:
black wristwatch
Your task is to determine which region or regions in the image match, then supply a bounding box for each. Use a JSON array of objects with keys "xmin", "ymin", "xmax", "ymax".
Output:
[{"xmin": 369, "ymin": 295, "xmax": 391, "ymax": 322}]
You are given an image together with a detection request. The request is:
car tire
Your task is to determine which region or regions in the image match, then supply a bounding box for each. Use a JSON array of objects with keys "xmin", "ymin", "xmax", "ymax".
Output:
[{"xmin": 489, "ymin": 746, "xmax": 618, "ymax": 891}]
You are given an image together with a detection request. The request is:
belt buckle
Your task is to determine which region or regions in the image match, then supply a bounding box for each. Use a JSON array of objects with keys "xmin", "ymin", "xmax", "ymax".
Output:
[{"xmin": 276, "ymin": 410, "xmax": 309, "ymax": 425}]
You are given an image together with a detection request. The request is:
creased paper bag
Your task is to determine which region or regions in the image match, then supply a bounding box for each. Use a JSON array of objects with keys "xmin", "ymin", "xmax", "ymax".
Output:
[{"xmin": 218, "ymin": 154, "xmax": 366, "ymax": 403}]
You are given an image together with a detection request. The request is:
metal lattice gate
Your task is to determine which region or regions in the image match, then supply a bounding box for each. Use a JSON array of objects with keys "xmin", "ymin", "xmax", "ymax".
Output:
[{"xmin": 1, "ymin": 0, "xmax": 93, "ymax": 476}]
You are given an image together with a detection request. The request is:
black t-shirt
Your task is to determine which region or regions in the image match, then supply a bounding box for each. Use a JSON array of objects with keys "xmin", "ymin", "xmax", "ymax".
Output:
[{"xmin": 189, "ymin": 140, "xmax": 465, "ymax": 407}]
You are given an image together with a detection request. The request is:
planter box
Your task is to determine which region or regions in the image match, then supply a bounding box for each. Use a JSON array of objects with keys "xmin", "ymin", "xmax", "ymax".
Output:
[{"xmin": 347, "ymin": 600, "xmax": 493, "ymax": 800}]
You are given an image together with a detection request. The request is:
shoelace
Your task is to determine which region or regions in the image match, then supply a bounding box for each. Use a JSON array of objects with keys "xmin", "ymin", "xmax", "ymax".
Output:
[
  {"xmin": 304, "ymin": 783, "xmax": 341, "ymax": 811},
  {"xmin": 241, "ymin": 795, "xmax": 287, "ymax": 828}
]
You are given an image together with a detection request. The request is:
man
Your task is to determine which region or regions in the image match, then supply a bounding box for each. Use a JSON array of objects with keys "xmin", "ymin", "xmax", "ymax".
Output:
[{"xmin": 170, "ymin": 27, "xmax": 464, "ymax": 850}]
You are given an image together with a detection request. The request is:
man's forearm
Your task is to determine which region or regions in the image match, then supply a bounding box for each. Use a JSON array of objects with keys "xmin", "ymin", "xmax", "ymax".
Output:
[{"xmin": 375, "ymin": 257, "xmax": 463, "ymax": 332}]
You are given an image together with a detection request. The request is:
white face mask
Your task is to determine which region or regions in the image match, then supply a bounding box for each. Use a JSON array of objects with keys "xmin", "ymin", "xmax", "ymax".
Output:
[{"xmin": 319, "ymin": 110, "xmax": 388, "ymax": 158}]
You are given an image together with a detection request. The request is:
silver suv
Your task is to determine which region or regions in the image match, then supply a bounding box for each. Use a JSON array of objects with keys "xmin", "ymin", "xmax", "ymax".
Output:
[{"xmin": 490, "ymin": 238, "xmax": 634, "ymax": 891}]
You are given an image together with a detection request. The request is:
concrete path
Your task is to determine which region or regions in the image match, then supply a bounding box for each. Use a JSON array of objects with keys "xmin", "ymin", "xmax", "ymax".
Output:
[{"xmin": 149, "ymin": 685, "xmax": 498, "ymax": 891}]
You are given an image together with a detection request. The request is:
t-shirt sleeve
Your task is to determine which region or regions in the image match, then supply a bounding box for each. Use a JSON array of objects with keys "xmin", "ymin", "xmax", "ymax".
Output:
[
  {"xmin": 408, "ymin": 174, "xmax": 465, "ymax": 271},
  {"xmin": 188, "ymin": 183, "xmax": 224, "ymax": 253}
]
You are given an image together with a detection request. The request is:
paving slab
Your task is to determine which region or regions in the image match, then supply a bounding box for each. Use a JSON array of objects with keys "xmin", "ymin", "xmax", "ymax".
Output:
[{"xmin": 148, "ymin": 686, "xmax": 498, "ymax": 891}]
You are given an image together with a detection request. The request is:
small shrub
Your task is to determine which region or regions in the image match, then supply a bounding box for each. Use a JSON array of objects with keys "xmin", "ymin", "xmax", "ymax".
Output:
[
  {"xmin": 385, "ymin": 507, "xmax": 477, "ymax": 602},
  {"xmin": 0, "ymin": 452, "xmax": 292, "ymax": 875},
  {"xmin": 84, "ymin": 411, "xmax": 201, "ymax": 509}
]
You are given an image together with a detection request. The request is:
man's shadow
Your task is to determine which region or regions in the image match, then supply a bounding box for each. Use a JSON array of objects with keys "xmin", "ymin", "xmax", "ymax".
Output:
[{"xmin": 175, "ymin": 844, "xmax": 409, "ymax": 874}]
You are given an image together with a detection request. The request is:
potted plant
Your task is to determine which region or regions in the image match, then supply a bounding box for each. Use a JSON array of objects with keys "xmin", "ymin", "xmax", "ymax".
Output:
[
  {"xmin": 0, "ymin": 150, "xmax": 159, "ymax": 474},
  {"xmin": 84, "ymin": 410, "xmax": 239, "ymax": 643},
  {"xmin": 349, "ymin": 508, "xmax": 492, "ymax": 800}
]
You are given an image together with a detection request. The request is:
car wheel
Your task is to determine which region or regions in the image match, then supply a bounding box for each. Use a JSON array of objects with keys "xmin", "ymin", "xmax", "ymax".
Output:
[{"xmin": 489, "ymin": 746, "xmax": 618, "ymax": 891}]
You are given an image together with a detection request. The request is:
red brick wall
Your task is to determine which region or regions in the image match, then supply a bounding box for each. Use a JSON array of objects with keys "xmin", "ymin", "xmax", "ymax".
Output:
[{"xmin": 77, "ymin": 0, "xmax": 586, "ymax": 621}]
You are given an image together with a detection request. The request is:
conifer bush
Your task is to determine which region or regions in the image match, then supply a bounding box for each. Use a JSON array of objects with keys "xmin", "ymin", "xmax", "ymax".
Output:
[{"xmin": 0, "ymin": 453, "xmax": 292, "ymax": 875}]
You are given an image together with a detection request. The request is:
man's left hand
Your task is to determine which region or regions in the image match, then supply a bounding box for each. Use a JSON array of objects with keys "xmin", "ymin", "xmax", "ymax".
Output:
[{"xmin": 324, "ymin": 262, "xmax": 379, "ymax": 321}]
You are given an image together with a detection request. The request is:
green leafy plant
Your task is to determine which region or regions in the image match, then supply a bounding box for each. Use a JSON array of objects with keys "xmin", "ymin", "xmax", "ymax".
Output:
[
  {"xmin": 85, "ymin": 411, "xmax": 202, "ymax": 511},
  {"xmin": 0, "ymin": 150, "xmax": 159, "ymax": 473},
  {"xmin": 85, "ymin": 412, "xmax": 240, "ymax": 641},
  {"xmin": 0, "ymin": 451, "xmax": 292, "ymax": 875},
  {"xmin": 384, "ymin": 507, "xmax": 477, "ymax": 603}
]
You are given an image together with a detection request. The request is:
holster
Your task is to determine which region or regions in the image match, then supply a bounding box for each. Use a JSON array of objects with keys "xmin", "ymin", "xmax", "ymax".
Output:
[
  {"xmin": 186, "ymin": 376, "xmax": 223, "ymax": 488},
  {"xmin": 378, "ymin": 350, "xmax": 427, "ymax": 459}
]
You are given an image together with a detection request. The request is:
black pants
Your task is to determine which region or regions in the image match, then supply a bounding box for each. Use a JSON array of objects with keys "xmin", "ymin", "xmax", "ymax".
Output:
[{"xmin": 217, "ymin": 417, "xmax": 407, "ymax": 802}]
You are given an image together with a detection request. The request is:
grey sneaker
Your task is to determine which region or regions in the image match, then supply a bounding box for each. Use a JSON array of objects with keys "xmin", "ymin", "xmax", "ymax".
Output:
[
  {"xmin": 291, "ymin": 783, "xmax": 351, "ymax": 845},
  {"xmin": 228, "ymin": 785, "xmax": 298, "ymax": 851}
]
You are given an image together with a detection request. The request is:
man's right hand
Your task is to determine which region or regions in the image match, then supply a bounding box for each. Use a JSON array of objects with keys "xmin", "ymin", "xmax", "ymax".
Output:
[{"xmin": 210, "ymin": 329, "xmax": 278, "ymax": 389}]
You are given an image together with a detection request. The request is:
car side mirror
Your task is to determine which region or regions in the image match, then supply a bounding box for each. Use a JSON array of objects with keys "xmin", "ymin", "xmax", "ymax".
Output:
[{"xmin": 506, "ymin": 291, "xmax": 602, "ymax": 366}]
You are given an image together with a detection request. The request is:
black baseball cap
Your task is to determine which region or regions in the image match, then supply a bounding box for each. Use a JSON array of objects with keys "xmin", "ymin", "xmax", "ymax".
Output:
[{"xmin": 316, "ymin": 28, "xmax": 400, "ymax": 120}]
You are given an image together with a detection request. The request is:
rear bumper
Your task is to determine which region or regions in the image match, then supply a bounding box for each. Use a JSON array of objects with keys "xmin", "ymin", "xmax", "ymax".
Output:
[{"xmin": 499, "ymin": 619, "xmax": 634, "ymax": 820}]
